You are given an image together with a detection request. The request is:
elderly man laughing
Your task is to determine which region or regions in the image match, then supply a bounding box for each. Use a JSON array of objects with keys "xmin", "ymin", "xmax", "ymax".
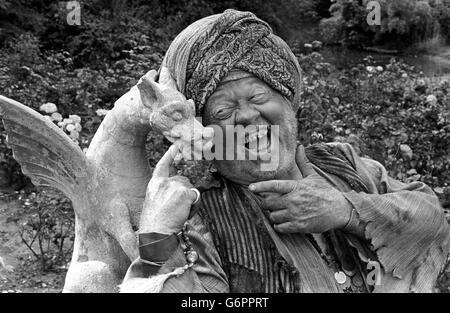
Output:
[{"xmin": 121, "ymin": 9, "xmax": 450, "ymax": 293}]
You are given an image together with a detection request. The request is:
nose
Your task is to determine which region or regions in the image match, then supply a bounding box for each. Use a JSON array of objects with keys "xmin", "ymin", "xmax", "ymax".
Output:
[{"xmin": 235, "ymin": 100, "xmax": 260, "ymax": 126}]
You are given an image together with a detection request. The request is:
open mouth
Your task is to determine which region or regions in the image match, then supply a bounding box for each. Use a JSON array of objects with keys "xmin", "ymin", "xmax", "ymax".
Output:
[{"xmin": 243, "ymin": 125, "xmax": 272, "ymax": 159}]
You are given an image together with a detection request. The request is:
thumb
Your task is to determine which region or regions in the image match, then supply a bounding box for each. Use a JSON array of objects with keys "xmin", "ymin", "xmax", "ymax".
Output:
[{"xmin": 296, "ymin": 144, "xmax": 315, "ymax": 178}]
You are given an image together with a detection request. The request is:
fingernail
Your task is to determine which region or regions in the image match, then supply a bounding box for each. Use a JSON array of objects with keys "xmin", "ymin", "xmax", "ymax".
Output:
[{"xmin": 249, "ymin": 184, "xmax": 255, "ymax": 191}]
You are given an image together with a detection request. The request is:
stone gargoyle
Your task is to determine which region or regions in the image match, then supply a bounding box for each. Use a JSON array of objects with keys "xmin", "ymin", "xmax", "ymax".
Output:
[{"xmin": 0, "ymin": 67, "xmax": 213, "ymax": 292}]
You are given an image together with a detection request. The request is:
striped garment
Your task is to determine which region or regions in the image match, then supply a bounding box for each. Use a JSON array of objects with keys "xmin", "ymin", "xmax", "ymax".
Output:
[
  {"xmin": 121, "ymin": 143, "xmax": 450, "ymax": 293},
  {"xmin": 198, "ymin": 177, "xmax": 370, "ymax": 293}
]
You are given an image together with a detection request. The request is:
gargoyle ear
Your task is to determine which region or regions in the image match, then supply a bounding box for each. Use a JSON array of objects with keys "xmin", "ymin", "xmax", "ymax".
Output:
[
  {"xmin": 187, "ymin": 99, "xmax": 196, "ymax": 116},
  {"xmin": 137, "ymin": 70, "xmax": 165, "ymax": 108}
]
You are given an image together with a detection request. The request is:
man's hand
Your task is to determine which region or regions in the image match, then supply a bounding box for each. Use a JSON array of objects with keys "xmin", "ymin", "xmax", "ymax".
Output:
[
  {"xmin": 249, "ymin": 145, "xmax": 353, "ymax": 234},
  {"xmin": 139, "ymin": 144, "xmax": 198, "ymax": 235}
]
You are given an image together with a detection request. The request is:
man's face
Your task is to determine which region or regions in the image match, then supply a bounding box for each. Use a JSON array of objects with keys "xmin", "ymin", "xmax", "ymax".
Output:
[{"xmin": 203, "ymin": 76, "xmax": 298, "ymax": 185}]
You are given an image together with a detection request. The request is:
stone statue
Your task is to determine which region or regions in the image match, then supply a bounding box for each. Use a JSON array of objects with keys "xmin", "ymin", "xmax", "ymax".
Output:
[{"xmin": 0, "ymin": 67, "xmax": 213, "ymax": 292}]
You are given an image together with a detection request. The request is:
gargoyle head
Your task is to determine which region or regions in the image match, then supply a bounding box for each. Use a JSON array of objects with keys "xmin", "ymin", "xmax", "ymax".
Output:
[{"xmin": 137, "ymin": 68, "xmax": 214, "ymax": 156}]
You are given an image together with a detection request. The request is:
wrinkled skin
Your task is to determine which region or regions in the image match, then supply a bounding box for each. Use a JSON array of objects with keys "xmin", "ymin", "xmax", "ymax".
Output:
[
  {"xmin": 139, "ymin": 144, "xmax": 198, "ymax": 235},
  {"xmin": 203, "ymin": 77, "xmax": 300, "ymax": 185},
  {"xmin": 249, "ymin": 146, "xmax": 352, "ymax": 234},
  {"xmin": 145, "ymin": 75, "xmax": 353, "ymax": 238}
]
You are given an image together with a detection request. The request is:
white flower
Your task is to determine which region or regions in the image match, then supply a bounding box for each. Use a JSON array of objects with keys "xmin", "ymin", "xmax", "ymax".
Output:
[
  {"xmin": 366, "ymin": 66, "xmax": 376, "ymax": 73},
  {"xmin": 401, "ymin": 73, "xmax": 408, "ymax": 78},
  {"xmin": 312, "ymin": 41, "xmax": 323, "ymax": 49},
  {"xmin": 400, "ymin": 144, "xmax": 413, "ymax": 159},
  {"xmin": 61, "ymin": 118, "xmax": 72, "ymax": 126},
  {"xmin": 434, "ymin": 187, "xmax": 444, "ymax": 194},
  {"xmin": 69, "ymin": 114, "xmax": 81, "ymax": 124},
  {"xmin": 96, "ymin": 109, "xmax": 110, "ymax": 116},
  {"xmin": 66, "ymin": 124, "xmax": 75, "ymax": 132},
  {"xmin": 426, "ymin": 95, "xmax": 437, "ymax": 105},
  {"xmin": 376, "ymin": 66, "xmax": 383, "ymax": 72},
  {"xmin": 50, "ymin": 112, "xmax": 63, "ymax": 122},
  {"xmin": 39, "ymin": 102, "xmax": 57, "ymax": 114},
  {"xmin": 69, "ymin": 130, "xmax": 79, "ymax": 140}
]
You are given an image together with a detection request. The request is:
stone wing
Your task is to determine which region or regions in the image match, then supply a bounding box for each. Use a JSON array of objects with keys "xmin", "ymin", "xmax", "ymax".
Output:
[{"xmin": 0, "ymin": 95, "xmax": 88, "ymax": 201}]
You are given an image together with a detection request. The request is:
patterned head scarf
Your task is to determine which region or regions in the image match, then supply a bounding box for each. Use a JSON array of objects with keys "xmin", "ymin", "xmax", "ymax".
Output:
[{"xmin": 161, "ymin": 9, "xmax": 303, "ymax": 116}]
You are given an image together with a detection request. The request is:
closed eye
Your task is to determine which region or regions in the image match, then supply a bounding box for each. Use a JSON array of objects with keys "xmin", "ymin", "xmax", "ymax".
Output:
[
  {"xmin": 249, "ymin": 88, "xmax": 270, "ymax": 103},
  {"xmin": 249, "ymin": 93, "xmax": 268, "ymax": 103},
  {"xmin": 213, "ymin": 105, "xmax": 235, "ymax": 120}
]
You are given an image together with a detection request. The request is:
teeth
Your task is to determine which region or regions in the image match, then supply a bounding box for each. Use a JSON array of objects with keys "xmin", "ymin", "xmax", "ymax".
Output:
[
  {"xmin": 244, "ymin": 127, "xmax": 269, "ymax": 144},
  {"xmin": 258, "ymin": 128, "xmax": 268, "ymax": 138},
  {"xmin": 244, "ymin": 133, "xmax": 257, "ymax": 144}
]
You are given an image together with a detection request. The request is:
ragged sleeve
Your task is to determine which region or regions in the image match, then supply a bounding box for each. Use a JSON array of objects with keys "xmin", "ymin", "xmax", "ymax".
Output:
[
  {"xmin": 120, "ymin": 213, "xmax": 229, "ymax": 293},
  {"xmin": 335, "ymin": 143, "xmax": 450, "ymax": 292}
]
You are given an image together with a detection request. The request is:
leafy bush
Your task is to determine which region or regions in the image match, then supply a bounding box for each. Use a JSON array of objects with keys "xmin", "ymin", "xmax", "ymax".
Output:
[
  {"xmin": 432, "ymin": 0, "xmax": 450, "ymax": 42},
  {"xmin": 0, "ymin": 0, "xmax": 47, "ymax": 46},
  {"xmin": 320, "ymin": 0, "xmax": 450, "ymax": 49},
  {"xmin": 297, "ymin": 48, "xmax": 450, "ymax": 195},
  {"xmin": 12, "ymin": 190, "xmax": 75, "ymax": 271}
]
